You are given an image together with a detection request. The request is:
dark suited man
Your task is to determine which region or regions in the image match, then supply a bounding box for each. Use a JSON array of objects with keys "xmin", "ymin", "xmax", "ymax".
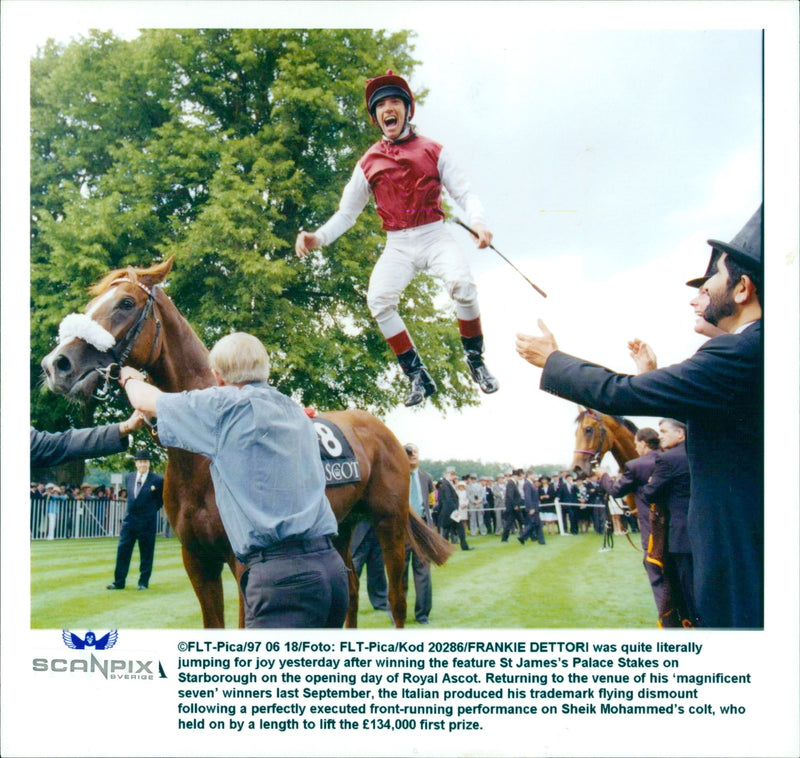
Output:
[
  {"xmin": 481, "ymin": 476, "xmax": 496, "ymax": 534},
  {"xmin": 516, "ymin": 206, "xmax": 763, "ymax": 629},
  {"xmin": 557, "ymin": 473, "xmax": 580, "ymax": 535},
  {"xmin": 107, "ymin": 449, "xmax": 164, "ymax": 590},
  {"xmin": 518, "ymin": 470, "xmax": 545, "ymax": 545},
  {"xmin": 404, "ymin": 443, "xmax": 435, "ymax": 624},
  {"xmin": 437, "ymin": 467, "xmax": 459, "ymax": 542},
  {"xmin": 599, "ymin": 427, "xmax": 664, "ymax": 615},
  {"xmin": 643, "ymin": 419, "xmax": 698, "ymax": 626},
  {"xmin": 350, "ymin": 522, "xmax": 389, "ymax": 612},
  {"xmin": 500, "ymin": 469, "xmax": 524, "ymax": 542}
]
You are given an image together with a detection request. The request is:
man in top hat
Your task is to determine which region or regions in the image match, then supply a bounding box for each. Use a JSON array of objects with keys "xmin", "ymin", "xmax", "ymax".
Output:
[
  {"xmin": 107, "ymin": 448, "xmax": 164, "ymax": 590},
  {"xmin": 295, "ymin": 71, "xmax": 498, "ymax": 407},
  {"xmin": 515, "ymin": 207, "xmax": 763, "ymax": 629}
]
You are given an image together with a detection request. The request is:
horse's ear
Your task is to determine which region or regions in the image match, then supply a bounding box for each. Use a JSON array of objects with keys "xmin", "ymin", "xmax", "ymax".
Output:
[{"xmin": 138, "ymin": 256, "xmax": 175, "ymax": 288}]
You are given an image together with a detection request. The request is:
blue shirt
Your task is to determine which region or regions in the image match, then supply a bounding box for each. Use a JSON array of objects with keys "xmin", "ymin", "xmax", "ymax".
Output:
[
  {"xmin": 409, "ymin": 470, "xmax": 423, "ymax": 517},
  {"xmin": 156, "ymin": 381, "xmax": 338, "ymax": 560}
]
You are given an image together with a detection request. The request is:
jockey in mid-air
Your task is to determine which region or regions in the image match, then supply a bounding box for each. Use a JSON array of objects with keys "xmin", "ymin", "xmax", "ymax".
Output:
[{"xmin": 295, "ymin": 70, "xmax": 499, "ymax": 407}]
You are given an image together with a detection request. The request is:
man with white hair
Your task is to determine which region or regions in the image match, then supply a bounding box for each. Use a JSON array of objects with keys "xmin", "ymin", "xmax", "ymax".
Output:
[{"xmin": 120, "ymin": 332, "xmax": 348, "ymax": 628}]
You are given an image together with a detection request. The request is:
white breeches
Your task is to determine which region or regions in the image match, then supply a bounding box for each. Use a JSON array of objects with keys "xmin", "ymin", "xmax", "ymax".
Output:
[{"xmin": 367, "ymin": 221, "xmax": 480, "ymax": 338}]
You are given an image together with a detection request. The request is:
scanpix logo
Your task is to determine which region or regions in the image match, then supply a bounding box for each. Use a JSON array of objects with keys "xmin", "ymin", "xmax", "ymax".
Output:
[
  {"xmin": 62, "ymin": 629, "xmax": 118, "ymax": 650},
  {"xmin": 31, "ymin": 629, "xmax": 159, "ymax": 680}
]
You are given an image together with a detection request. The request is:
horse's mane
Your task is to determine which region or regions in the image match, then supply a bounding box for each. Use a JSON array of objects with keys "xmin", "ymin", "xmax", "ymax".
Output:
[
  {"xmin": 89, "ymin": 264, "xmax": 160, "ymax": 296},
  {"xmin": 575, "ymin": 408, "xmax": 638, "ymax": 435}
]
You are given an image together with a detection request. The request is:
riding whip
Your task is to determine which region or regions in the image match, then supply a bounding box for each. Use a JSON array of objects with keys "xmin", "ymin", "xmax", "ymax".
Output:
[{"xmin": 454, "ymin": 218, "xmax": 547, "ymax": 298}]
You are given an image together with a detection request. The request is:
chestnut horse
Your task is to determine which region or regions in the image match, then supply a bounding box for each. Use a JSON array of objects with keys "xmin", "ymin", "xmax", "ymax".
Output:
[
  {"xmin": 571, "ymin": 407, "xmax": 638, "ymax": 512},
  {"xmin": 41, "ymin": 258, "xmax": 453, "ymax": 628}
]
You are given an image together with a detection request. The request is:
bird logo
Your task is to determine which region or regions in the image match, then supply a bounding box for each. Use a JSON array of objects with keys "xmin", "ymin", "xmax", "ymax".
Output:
[{"xmin": 62, "ymin": 629, "xmax": 119, "ymax": 650}]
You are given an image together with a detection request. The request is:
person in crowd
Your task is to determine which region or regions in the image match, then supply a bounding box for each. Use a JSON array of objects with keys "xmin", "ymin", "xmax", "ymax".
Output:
[
  {"xmin": 481, "ymin": 476, "xmax": 496, "ymax": 535},
  {"xmin": 491, "ymin": 473, "xmax": 507, "ymax": 536},
  {"xmin": 500, "ymin": 469, "xmax": 525, "ymax": 542},
  {"xmin": 430, "ymin": 481, "xmax": 441, "ymax": 527},
  {"xmin": 598, "ymin": 426, "xmax": 664, "ymax": 614},
  {"xmin": 466, "ymin": 473, "xmax": 486, "ymax": 536},
  {"xmin": 294, "ymin": 71, "xmax": 498, "ymax": 406},
  {"xmin": 119, "ymin": 332, "xmax": 348, "ymax": 627},
  {"xmin": 515, "ymin": 206, "xmax": 763, "ymax": 628},
  {"xmin": 404, "ymin": 443, "xmax": 435, "ymax": 624},
  {"xmin": 642, "ymin": 418, "xmax": 698, "ymax": 627},
  {"xmin": 93, "ymin": 484, "xmax": 111, "ymax": 537},
  {"xmin": 537, "ymin": 475, "xmax": 558, "ymax": 534},
  {"xmin": 437, "ymin": 467, "xmax": 459, "ymax": 542},
  {"xmin": 350, "ymin": 521, "xmax": 390, "ymax": 612},
  {"xmin": 44, "ymin": 483, "xmax": 65, "ymax": 540},
  {"xmin": 452, "ymin": 479, "xmax": 473, "ymax": 550},
  {"xmin": 557, "ymin": 473, "xmax": 580, "ymax": 535},
  {"xmin": 30, "ymin": 411, "xmax": 144, "ymax": 469},
  {"xmin": 106, "ymin": 449, "xmax": 164, "ymax": 590},
  {"xmin": 518, "ymin": 470, "xmax": 545, "ymax": 545},
  {"xmin": 586, "ymin": 472, "xmax": 609, "ymax": 535},
  {"xmin": 575, "ymin": 475, "xmax": 593, "ymax": 533},
  {"xmin": 606, "ymin": 488, "xmax": 627, "ymax": 536}
]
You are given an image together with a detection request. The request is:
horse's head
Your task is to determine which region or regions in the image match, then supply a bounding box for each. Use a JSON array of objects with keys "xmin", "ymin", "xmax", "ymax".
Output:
[
  {"xmin": 571, "ymin": 407, "xmax": 610, "ymax": 476},
  {"xmin": 42, "ymin": 258, "xmax": 174, "ymax": 402}
]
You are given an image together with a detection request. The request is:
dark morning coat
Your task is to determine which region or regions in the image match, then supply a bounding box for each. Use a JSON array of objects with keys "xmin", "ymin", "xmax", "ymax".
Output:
[
  {"xmin": 641, "ymin": 441, "xmax": 691, "ymax": 554},
  {"xmin": 30, "ymin": 424, "xmax": 128, "ymax": 469},
  {"xmin": 540, "ymin": 320, "xmax": 763, "ymax": 629},
  {"xmin": 522, "ymin": 478, "xmax": 541, "ymax": 516},
  {"xmin": 123, "ymin": 471, "xmax": 165, "ymax": 527},
  {"xmin": 436, "ymin": 478, "xmax": 458, "ymax": 530},
  {"xmin": 504, "ymin": 477, "xmax": 524, "ymax": 513}
]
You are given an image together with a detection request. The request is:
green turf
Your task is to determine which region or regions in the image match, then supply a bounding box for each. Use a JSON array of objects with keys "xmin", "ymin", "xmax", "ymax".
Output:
[{"xmin": 30, "ymin": 531, "xmax": 656, "ymax": 629}]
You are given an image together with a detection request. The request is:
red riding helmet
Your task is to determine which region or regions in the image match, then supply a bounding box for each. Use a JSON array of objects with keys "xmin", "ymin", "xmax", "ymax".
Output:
[{"xmin": 365, "ymin": 70, "xmax": 415, "ymax": 122}]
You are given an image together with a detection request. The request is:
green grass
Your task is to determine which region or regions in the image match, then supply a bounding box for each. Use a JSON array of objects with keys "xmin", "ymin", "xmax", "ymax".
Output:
[{"xmin": 30, "ymin": 531, "xmax": 656, "ymax": 629}]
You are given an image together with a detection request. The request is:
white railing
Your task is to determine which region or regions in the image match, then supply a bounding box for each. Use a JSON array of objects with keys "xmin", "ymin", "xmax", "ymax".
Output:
[
  {"xmin": 460, "ymin": 501, "xmax": 619, "ymax": 536},
  {"xmin": 29, "ymin": 497, "xmax": 171, "ymax": 540}
]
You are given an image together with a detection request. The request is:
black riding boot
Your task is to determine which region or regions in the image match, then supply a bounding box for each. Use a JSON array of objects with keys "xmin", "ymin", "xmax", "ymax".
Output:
[
  {"xmin": 397, "ymin": 348, "xmax": 437, "ymax": 407},
  {"xmin": 462, "ymin": 335, "xmax": 499, "ymax": 394}
]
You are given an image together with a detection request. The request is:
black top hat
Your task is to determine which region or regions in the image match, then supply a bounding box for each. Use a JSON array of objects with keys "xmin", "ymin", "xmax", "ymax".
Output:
[
  {"xmin": 687, "ymin": 205, "xmax": 763, "ymax": 288},
  {"xmin": 133, "ymin": 449, "xmax": 152, "ymax": 460}
]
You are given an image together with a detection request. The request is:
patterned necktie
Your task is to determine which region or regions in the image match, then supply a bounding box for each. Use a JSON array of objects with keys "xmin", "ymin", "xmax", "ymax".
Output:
[{"xmin": 134, "ymin": 476, "xmax": 143, "ymax": 498}]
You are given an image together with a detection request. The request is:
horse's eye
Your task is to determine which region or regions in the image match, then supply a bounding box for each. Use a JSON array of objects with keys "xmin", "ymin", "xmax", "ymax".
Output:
[
  {"xmin": 118, "ymin": 297, "xmax": 136, "ymax": 311},
  {"xmin": 584, "ymin": 427, "xmax": 594, "ymax": 435}
]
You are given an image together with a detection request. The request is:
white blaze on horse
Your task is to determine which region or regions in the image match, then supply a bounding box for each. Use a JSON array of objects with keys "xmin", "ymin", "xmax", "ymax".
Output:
[{"xmin": 41, "ymin": 257, "xmax": 453, "ymax": 628}]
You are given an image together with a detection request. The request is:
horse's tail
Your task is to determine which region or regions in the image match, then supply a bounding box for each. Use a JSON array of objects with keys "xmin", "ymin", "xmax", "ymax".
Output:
[{"xmin": 406, "ymin": 510, "xmax": 455, "ymax": 566}]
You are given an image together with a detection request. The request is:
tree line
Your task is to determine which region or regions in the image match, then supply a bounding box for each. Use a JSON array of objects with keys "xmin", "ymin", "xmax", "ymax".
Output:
[{"xmin": 30, "ymin": 29, "xmax": 488, "ymax": 480}]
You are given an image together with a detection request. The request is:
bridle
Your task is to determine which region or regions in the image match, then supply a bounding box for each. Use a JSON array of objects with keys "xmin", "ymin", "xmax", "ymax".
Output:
[
  {"xmin": 94, "ymin": 277, "xmax": 162, "ymax": 400},
  {"xmin": 573, "ymin": 409, "xmax": 608, "ymax": 469},
  {"xmin": 574, "ymin": 409, "xmax": 642, "ymax": 553}
]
